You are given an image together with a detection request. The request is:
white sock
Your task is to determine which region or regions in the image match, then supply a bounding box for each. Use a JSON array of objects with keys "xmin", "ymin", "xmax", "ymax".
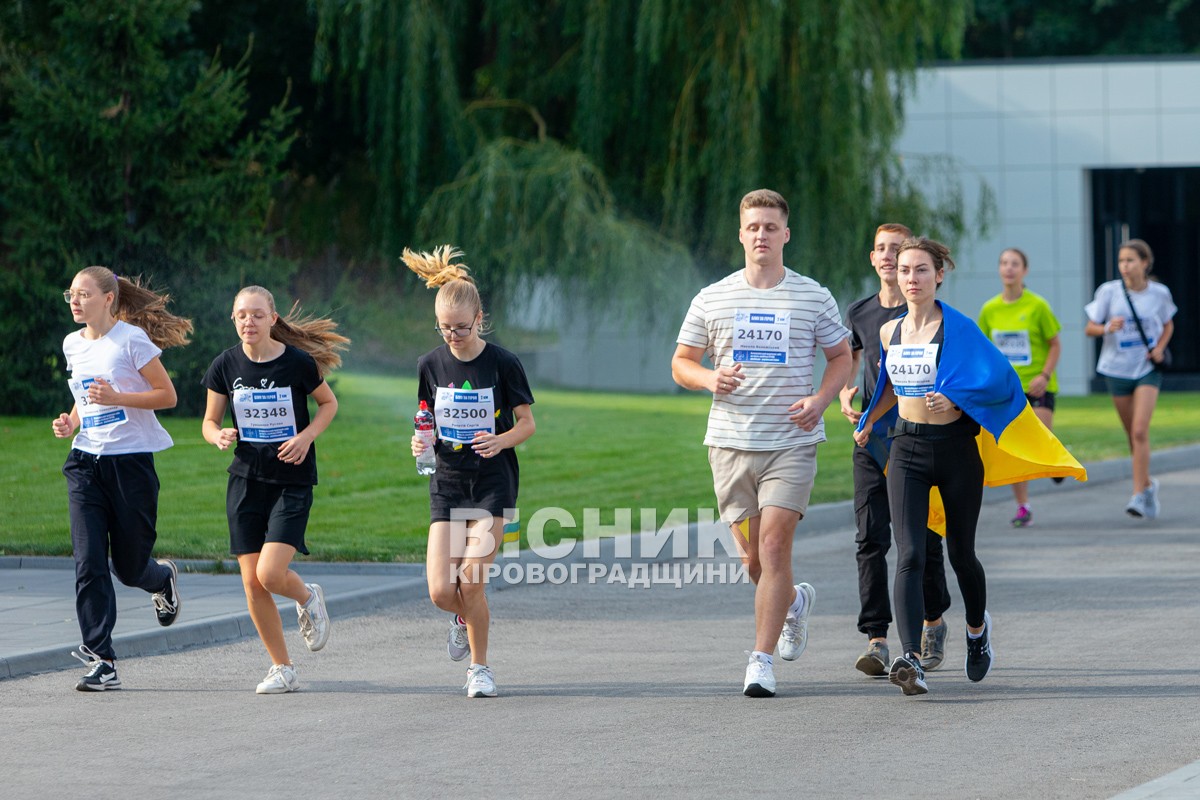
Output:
[
  {"xmin": 750, "ymin": 650, "xmax": 773, "ymax": 666},
  {"xmin": 967, "ymin": 627, "xmax": 984, "ymax": 639},
  {"xmin": 788, "ymin": 587, "xmax": 805, "ymax": 618}
]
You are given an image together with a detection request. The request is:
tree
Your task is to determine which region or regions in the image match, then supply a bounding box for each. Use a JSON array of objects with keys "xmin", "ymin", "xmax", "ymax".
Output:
[
  {"xmin": 0, "ymin": 0, "xmax": 296, "ymax": 414},
  {"xmin": 308, "ymin": 0, "xmax": 981, "ymax": 305}
]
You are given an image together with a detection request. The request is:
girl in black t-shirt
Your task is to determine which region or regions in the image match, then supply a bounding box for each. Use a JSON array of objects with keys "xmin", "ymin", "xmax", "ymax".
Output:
[
  {"xmin": 201, "ymin": 286, "xmax": 349, "ymax": 695},
  {"xmin": 405, "ymin": 246, "xmax": 536, "ymax": 699}
]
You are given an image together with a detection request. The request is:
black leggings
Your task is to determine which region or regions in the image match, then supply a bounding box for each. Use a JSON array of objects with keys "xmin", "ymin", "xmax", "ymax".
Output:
[{"xmin": 887, "ymin": 419, "xmax": 987, "ymax": 656}]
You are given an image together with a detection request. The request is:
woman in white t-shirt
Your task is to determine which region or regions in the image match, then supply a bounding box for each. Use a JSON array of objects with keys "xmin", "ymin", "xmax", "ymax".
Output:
[
  {"xmin": 1084, "ymin": 239, "xmax": 1177, "ymax": 519},
  {"xmin": 52, "ymin": 266, "xmax": 192, "ymax": 692}
]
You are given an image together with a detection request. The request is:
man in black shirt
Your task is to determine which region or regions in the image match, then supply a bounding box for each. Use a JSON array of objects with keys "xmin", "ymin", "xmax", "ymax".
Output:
[{"xmin": 839, "ymin": 223, "xmax": 952, "ymax": 676}]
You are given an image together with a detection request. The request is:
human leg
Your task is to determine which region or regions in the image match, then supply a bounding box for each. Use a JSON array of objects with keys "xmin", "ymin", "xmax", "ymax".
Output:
[
  {"xmin": 458, "ymin": 515, "xmax": 504, "ymax": 666},
  {"xmin": 920, "ymin": 529, "xmax": 951, "ymax": 670},
  {"xmin": 852, "ymin": 447, "xmax": 892, "ymax": 640},
  {"xmin": 63, "ymin": 451, "xmax": 119, "ymax": 662},
  {"xmin": 886, "ymin": 435, "xmax": 932, "ymax": 658},
  {"xmin": 237, "ymin": 550, "xmax": 292, "ymax": 668},
  {"xmin": 104, "ymin": 454, "xmax": 172, "ymax": 595},
  {"xmin": 1129, "ymin": 384, "xmax": 1159, "ymax": 495}
]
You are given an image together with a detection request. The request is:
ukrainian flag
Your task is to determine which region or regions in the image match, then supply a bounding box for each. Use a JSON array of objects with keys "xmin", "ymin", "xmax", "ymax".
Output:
[{"xmin": 856, "ymin": 301, "xmax": 1086, "ymax": 532}]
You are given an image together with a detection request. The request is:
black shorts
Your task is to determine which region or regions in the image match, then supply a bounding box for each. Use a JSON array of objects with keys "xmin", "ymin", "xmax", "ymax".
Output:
[
  {"xmin": 430, "ymin": 468, "xmax": 517, "ymax": 522},
  {"xmin": 226, "ymin": 474, "xmax": 312, "ymax": 555},
  {"xmin": 1026, "ymin": 391, "xmax": 1056, "ymax": 411}
]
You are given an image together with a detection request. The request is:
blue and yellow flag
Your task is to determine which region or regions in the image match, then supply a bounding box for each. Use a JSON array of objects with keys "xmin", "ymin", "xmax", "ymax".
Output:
[{"xmin": 856, "ymin": 301, "xmax": 1086, "ymax": 532}]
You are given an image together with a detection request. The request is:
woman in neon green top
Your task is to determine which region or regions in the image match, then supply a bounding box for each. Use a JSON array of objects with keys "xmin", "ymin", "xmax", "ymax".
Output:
[{"xmin": 977, "ymin": 248, "xmax": 1062, "ymax": 527}]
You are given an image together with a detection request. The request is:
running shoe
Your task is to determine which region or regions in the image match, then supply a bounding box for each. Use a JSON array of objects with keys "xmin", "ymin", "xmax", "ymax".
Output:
[
  {"xmin": 742, "ymin": 652, "xmax": 776, "ymax": 698},
  {"xmin": 297, "ymin": 583, "xmax": 330, "ymax": 651},
  {"xmin": 965, "ymin": 611, "xmax": 994, "ymax": 682},
  {"xmin": 71, "ymin": 644, "xmax": 121, "ymax": 692},
  {"xmin": 1125, "ymin": 491, "xmax": 1149, "ymax": 518},
  {"xmin": 778, "ymin": 582, "xmax": 816, "ymax": 661},
  {"xmin": 854, "ymin": 640, "xmax": 890, "ymax": 677},
  {"xmin": 888, "ymin": 653, "xmax": 928, "ymax": 696},
  {"xmin": 464, "ymin": 664, "xmax": 497, "ymax": 698},
  {"xmin": 447, "ymin": 615, "xmax": 470, "ymax": 662},
  {"xmin": 1010, "ymin": 505, "xmax": 1033, "ymax": 528},
  {"xmin": 152, "ymin": 559, "xmax": 181, "ymax": 627},
  {"xmin": 1144, "ymin": 478, "xmax": 1161, "ymax": 519},
  {"xmin": 256, "ymin": 663, "xmax": 299, "ymax": 694},
  {"xmin": 920, "ymin": 620, "xmax": 948, "ymax": 671}
]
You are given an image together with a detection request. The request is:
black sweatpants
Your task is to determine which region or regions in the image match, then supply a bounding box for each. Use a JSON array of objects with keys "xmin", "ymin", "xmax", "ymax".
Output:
[
  {"xmin": 63, "ymin": 449, "xmax": 171, "ymax": 661},
  {"xmin": 853, "ymin": 443, "xmax": 952, "ymax": 639},
  {"xmin": 886, "ymin": 420, "xmax": 988, "ymax": 656}
]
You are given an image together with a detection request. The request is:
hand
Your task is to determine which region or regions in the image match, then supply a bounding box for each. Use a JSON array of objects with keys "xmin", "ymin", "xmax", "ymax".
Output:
[
  {"xmin": 924, "ymin": 391, "xmax": 952, "ymax": 414},
  {"xmin": 1028, "ymin": 374, "xmax": 1048, "ymax": 398},
  {"xmin": 839, "ymin": 384, "xmax": 862, "ymax": 424},
  {"xmin": 1149, "ymin": 347, "xmax": 1165, "ymax": 364},
  {"xmin": 853, "ymin": 428, "xmax": 870, "ymax": 447},
  {"xmin": 1107, "ymin": 316, "xmax": 1125, "ymax": 334},
  {"xmin": 711, "ymin": 363, "xmax": 744, "ymax": 396},
  {"xmin": 52, "ymin": 413, "xmax": 76, "ymax": 438},
  {"xmin": 86, "ymin": 377, "xmax": 119, "ymax": 405},
  {"xmin": 787, "ymin": 395, "xmax": 826, "ymax": 432},
  {"xmin": 214, "ymin": 428, "xmax": 238, "ymax": 451},
  {"xmin": 276, "ymin": 433, "xmax": 313, "ymax": 464},
  {"xmin": 471, "ymin": 432, "xmax": 504, "ymax": 458},
  {"xmin": 411, "ymin": 433, "xmax": 428, "ymax": 457}
]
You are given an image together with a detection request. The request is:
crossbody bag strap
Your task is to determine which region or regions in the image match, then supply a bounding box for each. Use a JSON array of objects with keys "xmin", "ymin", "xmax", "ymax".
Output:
[{"xmin": 1121, "ymin": 282, "xmax": 1154, "ymax": 350}]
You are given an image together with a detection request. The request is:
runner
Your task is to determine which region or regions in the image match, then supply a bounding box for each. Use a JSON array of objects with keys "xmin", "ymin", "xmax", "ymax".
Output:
[
  {"xmin": 840, "ymin": 224, "xmax": 953, "ymax": 677},
  {"xmin": 53, "ymin": 266, "xmax": 192, "ymax": 691},
  {"xmin": 672, "ymin": 189, "xmax": 851, "ymax": 698},
  {"xmin": 1084, "ymin": 239, "xmax": 1176, "ymax": 519},
  {"xmin": 201, "ymin": 286, "xmax": 348, "ymax": 694},
  {"xmin": 978, "ymin": 247, "xmax": 1063, "ymax": 527},
  {"xmin": 855, "ymin": 237, "xmax": 1085, "ymax": 696},
  {"xmin": 404, "ymin": 246, "xmax": 536, "ymax": 699}
]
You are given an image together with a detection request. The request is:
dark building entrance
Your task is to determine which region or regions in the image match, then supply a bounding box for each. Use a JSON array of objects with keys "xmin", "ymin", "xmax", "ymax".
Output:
[{"xmin": 1091, "ymin": 167, "xmax": 1199, "ymax": 391}]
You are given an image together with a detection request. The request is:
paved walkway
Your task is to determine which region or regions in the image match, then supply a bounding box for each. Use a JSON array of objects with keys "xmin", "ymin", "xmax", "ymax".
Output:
[{"xmin": 2, "ymin": 446, "xmax": 1197, "ymax": 799}]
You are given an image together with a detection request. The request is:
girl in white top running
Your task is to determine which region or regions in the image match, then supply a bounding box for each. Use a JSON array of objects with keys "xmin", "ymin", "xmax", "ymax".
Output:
[
  {"xmin": 1084, "ymin": 239, "xmax": 1176, "ymax": 519},
  {"xmin": 53, "ymin": 266, "xmax": 192, "ymax": 692}
]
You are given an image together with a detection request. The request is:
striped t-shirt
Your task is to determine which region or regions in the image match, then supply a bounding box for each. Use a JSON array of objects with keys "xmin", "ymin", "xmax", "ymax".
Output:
[{"xmin": 677, "ymin": 268, "xmax": 849, "ymax": 450}]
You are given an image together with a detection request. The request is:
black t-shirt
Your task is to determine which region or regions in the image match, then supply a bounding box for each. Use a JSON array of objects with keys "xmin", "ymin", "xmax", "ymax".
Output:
[
  {"xmin": 202, "ymin": 344, "xmax": 325, "ymax": 485},
  {"xmin": 417, "ymin": 342, "xmax": 535, "ymax": 479},
  {"xmin": 845, "ymin": 293, "xmax": 908, "ymax": 411}
]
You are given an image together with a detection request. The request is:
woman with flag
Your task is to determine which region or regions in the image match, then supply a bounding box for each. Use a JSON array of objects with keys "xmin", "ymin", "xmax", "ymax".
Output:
[{"xmin": 854, "ymin": 237, "xmax": 1084, "ymax": 697}]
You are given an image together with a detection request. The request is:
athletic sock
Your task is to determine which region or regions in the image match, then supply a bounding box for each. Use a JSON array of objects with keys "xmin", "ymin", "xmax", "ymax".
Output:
[
  {"xmin": 751, "ymin": 650, "xmax": 773, "ymax": 666},
  {"xmin": 788, "ymin": 587, "xmax": 805, "ymax": 618},
  {"xmin": 967, "ymin": 628, "xmax": 984, "ymax": 639},
  {"xmin": 456, "ymin": 614, "xmax": 466, "ymax": 626}
]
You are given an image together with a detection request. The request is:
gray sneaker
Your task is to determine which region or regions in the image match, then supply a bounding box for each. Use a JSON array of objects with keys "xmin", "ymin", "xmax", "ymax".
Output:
[
  {"xmin": 854, "ymin": 640, "xmax": 890, "ymax": 677},
  {"xmin": 920, "ymin": 620, "xmax": 948, "ymax": 671},
  {"xmin": 1144, "ymin": 478, "xmax": 1161, "ymax": 519},
  {"xmin": 1125, "ymin": 490, "xmax": 1149, "ymax": 518}
]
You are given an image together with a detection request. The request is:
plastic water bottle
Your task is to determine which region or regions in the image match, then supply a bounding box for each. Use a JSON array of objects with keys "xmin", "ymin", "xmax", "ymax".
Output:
[{"xmin": 415, "ymin": 400, "xmax": 437, "ymax": 476}]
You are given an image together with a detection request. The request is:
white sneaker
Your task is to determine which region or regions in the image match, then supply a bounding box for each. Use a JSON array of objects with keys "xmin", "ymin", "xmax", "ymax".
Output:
[
  {"xmin": 742, "ymin": 653, "xmax": 776, "ymax": 698},
  {"xmin": 464, "ymin": 664, "xmax": 497, "ymax": 698},
  {"xmin": 1125, "ymin": 491, "xmax": 1149, "ymax": 518},
  {"xmin": 297, "ymin": 583, "xmax": 330, "ymax": 651},
  {"xmin": 447, "ymin": 615, "xmax": 470, "ymax": 662},
  {"xmin": 256, "ymin": 663, "xmax": 299, "ymax": 694},
  {"xmin": 778, "ymin": 582, "xmax": 816, "ymax": 661},
  {"xmin": 1144, "ymin": 478, "xmax": 1161, "ymax": 519}
]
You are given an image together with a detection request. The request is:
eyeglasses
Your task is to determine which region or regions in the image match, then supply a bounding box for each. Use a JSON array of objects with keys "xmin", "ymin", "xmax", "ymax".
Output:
[
  {"xmin": 434, "ymin": 323, "xmax": 476, "ymax": 339},
  {"xmin": 233, "ymin": 311, "xmax": 272, "ymax": 324},
  {"xmin": 63, "ymin": 290, "xmax": 94, "ymax": 303}
]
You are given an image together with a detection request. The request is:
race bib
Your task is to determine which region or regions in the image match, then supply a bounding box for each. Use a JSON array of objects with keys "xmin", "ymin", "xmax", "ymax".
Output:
[
  {"xmin": 435, "ymin": 387, "xmax": 496, "ymax": 444},
  {"xmin": 991, "ymin": 330, "xmax": 1032, "ymax": 366},
  {"xmin": 232, "ymin": 387, "xmax": 298, "ymax": 442},
  {"xmin": 1116, "ymin": 320, "xmax": 1149, "ymax": 351},
  {"xmin": 732, "ymin": 310, "xmax": 789, "ymax": 365},
  {"xmin": 888, "ymin": 344, "xmax": 939, "ymax": 397},
  {"xmin": 68, "ymin": 377, "xmax": 127, "ymax": 430}
]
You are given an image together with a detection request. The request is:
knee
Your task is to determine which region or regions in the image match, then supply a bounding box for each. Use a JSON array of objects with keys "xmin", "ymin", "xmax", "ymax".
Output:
[
  {"xmin": 1130, "ymin": 426, "xmax": 1151, "ymax": 447},
  {"xmin": 429, "ymin": 585, "xmax": 457, "ymax": 610},
  {"xmin": 109, "ymin": 558, "xmax": 143, "ymax": 587},
  {"xmin": 458, "ymin": 579, "xmax": 486, "ymax": 604},
  {"xmin": 256, "ymin": 566, "xmax": 289, "ymax": 595}
]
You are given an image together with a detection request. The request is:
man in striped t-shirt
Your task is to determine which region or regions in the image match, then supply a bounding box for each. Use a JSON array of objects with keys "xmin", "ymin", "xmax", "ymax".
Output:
[{"xmin": 672, "ymin": 188, "xmax": 851, "ymax": 697}]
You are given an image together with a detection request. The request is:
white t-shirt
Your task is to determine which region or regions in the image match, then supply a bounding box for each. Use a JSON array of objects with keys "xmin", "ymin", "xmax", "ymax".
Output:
[
  {"xmin": 677, "ymin": 268, "xmax": 849, "ymax": 450},
  {"xmin": 63, "ymin": 320, "xmax": 174, "ymax": 455},
  {"xmin": 1084, "ymin": 280, "xmax": 1177, "ymax": 380}
]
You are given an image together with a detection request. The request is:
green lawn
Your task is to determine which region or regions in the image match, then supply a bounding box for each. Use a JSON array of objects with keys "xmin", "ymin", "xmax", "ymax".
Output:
[{"xmin": 3, "ymin": 373, "xmax": 1198, "ymax": 561}]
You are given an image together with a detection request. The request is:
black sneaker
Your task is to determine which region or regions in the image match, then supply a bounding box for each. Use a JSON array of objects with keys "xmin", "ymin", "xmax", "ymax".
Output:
[
  {"xmin": 965, "ymin": 611, "xmax": 994, "ymax": 682},
  {"xmin": 153, "ymin": 559, "xmax": 180, "ymax": 627},
  {"xmin": 888, "ymin": 653, "xmax": 928, "ymax": 696},
  {"xmin": 72, "ymin": 645, "xmax": 121, "ymax": 692}
]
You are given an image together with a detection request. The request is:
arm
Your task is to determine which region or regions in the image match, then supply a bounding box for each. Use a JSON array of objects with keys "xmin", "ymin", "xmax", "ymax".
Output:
[
  {"xmin": 1085, "ymin": 317, "xmax": 1123, "ymax": 337},
  {"xmin": 671, "ymin": 343, "xmax": 743, "ymax": 395},
  {"xmin": 1028, "ymin": 334, "xmax": 1061, "ymax": 398},
  {"xmin": 472, "ymin": 404, "xmax": 536, "ymax": 458},
  {"xmin": 202, "ymin": 389, "xmax": 238, "ymax": 450},
  {"xmin": 853, "ymin": 382, "xmax": 897, "ymax": 447},
  {"xmin": 1150, "ymin": 319, "xmax": 1174, "ymax": 364},
  {"xmin": 52, "ymin": 404, "xmax": 81, "ymax": 438},
  {"xmin": 276, "ymin": 381, "xmax": 338, "ymax": 465},
  {"xmin": 85, "ymin": 357, "xmax": 177, "ymax": 410},
  {"xmin": 838, "ymin": 348, "xmax": 863, "ymax": 424},
  {"xmin": 787, "ymin": 337, "xmax": 852, "ymax": 432}
]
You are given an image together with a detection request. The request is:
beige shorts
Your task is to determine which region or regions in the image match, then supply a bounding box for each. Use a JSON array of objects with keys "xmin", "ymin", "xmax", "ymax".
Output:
[{"xmin": 707, "ymin": 445, "xmax": 817, "ymax": 524}]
